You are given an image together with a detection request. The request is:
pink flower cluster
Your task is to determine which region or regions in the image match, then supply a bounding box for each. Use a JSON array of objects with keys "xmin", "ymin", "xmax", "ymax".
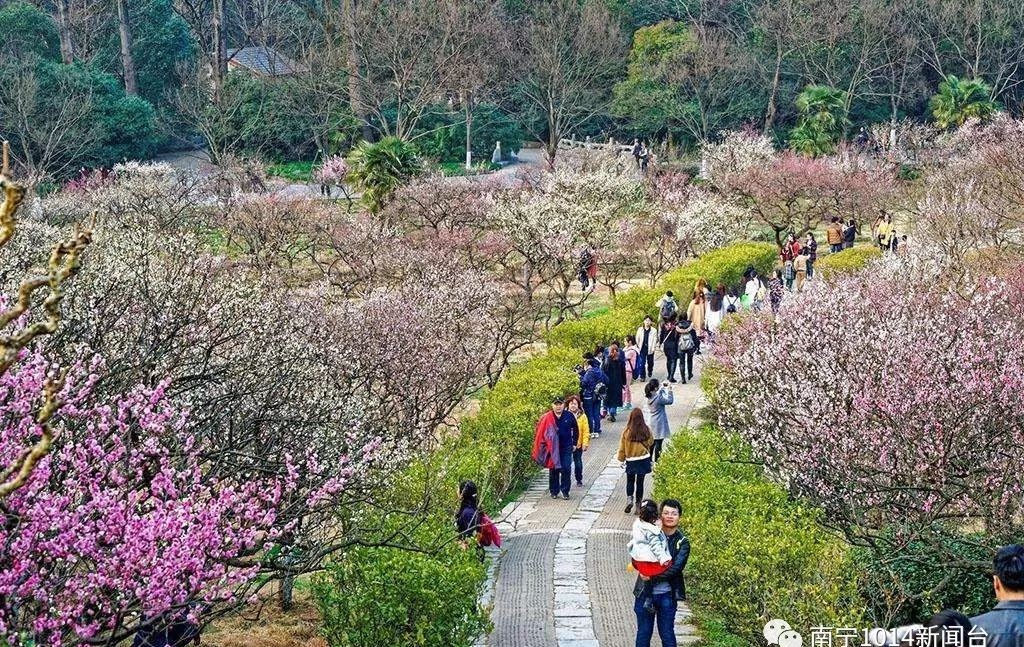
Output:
[
  {"xmin": 0, "ymin": 350, "xmax": 294, "ymax": 646},
  {"xmin": 713, "ymin": 267, "xmax": 1024, "ymax": 542}
]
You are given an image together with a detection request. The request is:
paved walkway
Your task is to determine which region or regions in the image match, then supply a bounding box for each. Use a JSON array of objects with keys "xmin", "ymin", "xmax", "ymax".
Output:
[{"xmin": 481, "ymin": 358, "xmax": 705, "ymax": 647}]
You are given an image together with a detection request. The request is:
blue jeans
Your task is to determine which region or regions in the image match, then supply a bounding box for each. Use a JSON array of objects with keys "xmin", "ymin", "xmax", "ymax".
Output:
[
  {"xmin": 549, "ymin": 447, "xmax": 573, "ymax": 496},
  {"xmin": 634, "ymin": 591, "xmax": 677, "ymax": 647},
  {"xmin": 573, "ymin": 447, "xmax": 584, "ymax": 484},
  {"xmin": 583, "ymin": 397, "xmax": 601, "ymax": 435}
]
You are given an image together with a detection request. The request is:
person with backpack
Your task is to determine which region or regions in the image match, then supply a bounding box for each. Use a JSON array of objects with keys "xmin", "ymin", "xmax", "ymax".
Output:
[
  {"xmin": 579, "ymin": 353, "xmax": 609, "ymax": 438},
  {"xmin": 533, "ymin": 396, "xmax": 579, "ymax": 499},
  {"xmin": 723, "ymin": 288, "xmax": 740, "ymax": 316},
  {"xmin": 565, "ymin": 395, "xmax": 591, "ymax": 487},
  {"xmin": 635, "ymin": 316, "xmax": 658, "ymax": 380},
  {"xmin": 602, "ymin": 343, "xmax": 627, "ymax": 422},
  {"xmin": 674, "ymin": 319, "xmax": 697, "ymax": 384},
  {"xmin": 623, "ymin": 336, "xmax": 640, "ymax": 411},
  {"xmin": 656, "ymin": 291, "xmax": 678, "ymax": 329}
]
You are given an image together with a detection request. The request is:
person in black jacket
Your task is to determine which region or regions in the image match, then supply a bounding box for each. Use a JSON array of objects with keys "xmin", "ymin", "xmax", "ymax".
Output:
[{"xmin": 633, "ymin": 499, "xmax": 691, "ymax": 647}]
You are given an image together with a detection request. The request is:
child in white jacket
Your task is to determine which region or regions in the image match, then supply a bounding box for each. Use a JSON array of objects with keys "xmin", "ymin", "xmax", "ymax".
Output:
[{"xmin": 628, "ymin": 500, "xmax": 672, "ymax": 613}]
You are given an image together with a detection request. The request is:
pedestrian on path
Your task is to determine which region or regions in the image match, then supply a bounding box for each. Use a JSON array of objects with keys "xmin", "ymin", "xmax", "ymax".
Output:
[
  {"xmin": 827, "ymin": 217, "xmax": 844, "ymax": 253},
  {"xmin": 661, "ymin": 317, "xmax": 681, "ymax": 383},
  {"xmin": 768, "ymin": 269, "xmax": 785, "ymax": 315},
  {"xmin": 635, "ymin": 316, "xmax": 658, "ymax": 380},
  {"xmin": 685, "ymin": 291, "xmax": 706, "ymax": 354},
  {"xmin": 970, "ymin": 544, "xmax": 1024, "ymax": 647},
  {"xmin": 629, "ymin": 499, "xmax": 673, "ymax": 615},
  {"xmin": 842, "ymin": 219, "xmax": 857, "ymax": 249},
  {"xmin": 674, "ymin": 319, "xmax": 696, "ymax": 384},
  {"xmin": 705, "ymin": 286, "xmax": 724, "ymax": 340},
  {"xmin": 804, "ymin": 232, "xmax": 818, "ymax": 279},
  {"xmin": 579, "ymin": 353, "xmax": 609, "ymax": 438},
  {"xmin": 566, "ymin": 395, "xmax": 590, "ymax": 488},
  {"xmin": 645, "ymin": 379, "xmax": 674, "ymax": 462},
  {"xmin": 532, "ymin": 396, "xmax": 579, "ymax": 500},
  {"xmin": 634, "ymin": 499, "xmax": 691, "ymax": 647},
  {"xmin": 602, "ymin": 344, "xmax": 627, "ymax": 422},
  {"xmin": 794, "ymin": 248, "xmax": 809, "ymax": 293},
  {"xmin": 455, "ymin": 480, "xmax": 480, "ymax": 540},
  {"xmin": 617, "ymin": 408, "xmax": 654, "ymax": 514},
  {"xmin": 657, "ymin": 291, "xmax": 679, "ymax": 329},
  {"xmin": 623, "ymin": 336, "xmax": 640, "ymax": 410}
]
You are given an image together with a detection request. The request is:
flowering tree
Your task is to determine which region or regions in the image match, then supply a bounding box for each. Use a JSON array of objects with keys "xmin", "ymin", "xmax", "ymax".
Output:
[
  {"xmin": 719, "ymin": 152, "xmax": 899, "ymax": 244},
  {"xmin": 712, "ymin": 268, "xmax": 1024, "ymax": 578},
  {"xmin": 0, "ymin": 147, "xmax": 91, "ymax": 499},
  {"xmin": 700, "ymin": 129, "xmax": 776, "ymax": 185},
  {"xmin": 912, "ymin": 115, "xmax": 1024, "ymax": 278},
  {"xmin": 488, "ymin": 149, "xmax": 647, "ymax": 324}
]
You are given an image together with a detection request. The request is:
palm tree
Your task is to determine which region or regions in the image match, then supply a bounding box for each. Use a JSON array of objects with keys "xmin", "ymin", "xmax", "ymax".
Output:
[
  {"xmin": 788, "ymin": 85, "xmax": 848, "ymax": 156},
  {"xmin": 345, "ymin": 137, "xmax": 422, "ymax": 212},
  {"xmin": 929, "ymin": 76, "xmax": 997, "ymax": 129},
  {"xmin": 795, "ymin": 85, "xmax": 848, "ymax": 133}
]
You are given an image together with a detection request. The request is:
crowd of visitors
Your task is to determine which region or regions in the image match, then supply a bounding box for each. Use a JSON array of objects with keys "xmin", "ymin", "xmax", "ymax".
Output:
[{"xmin": 453, "ymin": 213, "xmax": 1023, "ymax": 647}]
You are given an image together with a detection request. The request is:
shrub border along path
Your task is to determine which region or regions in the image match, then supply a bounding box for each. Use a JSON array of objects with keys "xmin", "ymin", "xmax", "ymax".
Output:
[
  {"xmin": 468, "ymin": 243, "xmax": 778, "ymax": 646},
  {"xmin": 480, "ymin": 378, "xmax": 702, "ymax": 647}
]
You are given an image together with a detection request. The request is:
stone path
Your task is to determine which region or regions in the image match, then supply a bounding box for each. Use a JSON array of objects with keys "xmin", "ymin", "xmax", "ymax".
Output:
[{"xmin": 481, "ymin": 356, "xmax": 706, "ymax": 647}]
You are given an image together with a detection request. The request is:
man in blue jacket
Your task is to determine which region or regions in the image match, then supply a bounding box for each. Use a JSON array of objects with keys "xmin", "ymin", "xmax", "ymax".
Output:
[
  {"xmin": 579, "ymin": 353, "xmax": 608, "ymax": 437},
  {"xmin": 634, "ymin": 499, "xmax": 690, "ymax": 647},
  {"xmin": 972, "ymin": 544, "xmax": 1024, "ymax": 647}
]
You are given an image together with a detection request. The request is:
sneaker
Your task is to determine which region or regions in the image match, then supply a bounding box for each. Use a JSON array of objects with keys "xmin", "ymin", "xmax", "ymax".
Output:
[
  {"xmin": 551, "ymin": 494, "xmax": 559, "ymax": 499},
  {"xmin": 576, "ymin": 480, "xmax": 584, "ymax": 487},
  {"xmin": 561, "ymin": 493, "xmax": 570, "ymax": 500},
  {"xmin": 688, "ymin": 373, "xmax": 694, "ymax": 381},
  {"xmin": 669, "ymin": 378, "xmax": 677, "ymax": 383},
  {"xmin": 609, "ymin": 415, "xmax": 616, "ymax": 422},
  {"xmin": 624, "ymin": 501, "xmax": 633, "ymax": 514}
]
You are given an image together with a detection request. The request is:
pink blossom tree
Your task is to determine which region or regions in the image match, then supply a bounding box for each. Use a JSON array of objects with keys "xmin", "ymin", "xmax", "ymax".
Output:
[{"xmin": 712, "ymin": 267, "xmax": 1024, "ymax": 574}]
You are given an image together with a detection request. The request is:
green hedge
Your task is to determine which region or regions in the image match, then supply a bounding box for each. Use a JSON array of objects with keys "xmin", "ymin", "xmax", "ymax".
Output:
[
  {"xmin": 653, "ymin": 426, "xmax": 867, "ymax": 644},
  {"xmin": 548, "ymin": 242, "xmax": 777, "ymax": 350},
  {"xmin": 817, "ymin": 245, "xmax": 881, "ymax": 278},
  {"xmin": 314, "ymin": 543, "xmax": 489, "ymax": 647},
  {"xmin": 314, "ymin": 241, "xmax": 781, "ymax": 647}
]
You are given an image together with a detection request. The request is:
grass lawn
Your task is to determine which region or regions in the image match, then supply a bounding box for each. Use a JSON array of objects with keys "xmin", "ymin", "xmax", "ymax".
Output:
[
  {"xmin": 439, "ymin": 161, "xmax": 500, "ymax": 176},
  {"xmin": 267, "ymin": 161, "xmax": 315, "ymax": 183}
]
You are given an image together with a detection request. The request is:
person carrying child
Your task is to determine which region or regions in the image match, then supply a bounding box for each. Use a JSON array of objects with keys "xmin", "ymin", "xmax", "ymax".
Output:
[{"xmin": 628, "ymin": 499, "xmax": 672, "ymax": 614}]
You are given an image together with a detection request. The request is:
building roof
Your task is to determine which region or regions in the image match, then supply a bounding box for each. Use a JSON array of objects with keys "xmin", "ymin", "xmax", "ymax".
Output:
[{"xmin": 227, "ymin": 46, "xmax": 305, "ymax": 77}]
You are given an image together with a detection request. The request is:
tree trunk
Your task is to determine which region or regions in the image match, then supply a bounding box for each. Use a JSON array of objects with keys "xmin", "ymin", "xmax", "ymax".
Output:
[
  {"xmin": 343, "ymin": 0, "xmax": 374, "ymax": 142},
  {"xmin": 212, "ymin": 0, "xmax": 228, "ymax": 103},
  {"xmin": 54, "ymin": 0, "xmax": 75, "ymax": 64},
  {"xmin": 464, "ymin": 90, "xmax": 473, "ymax": 170},
  {"xmin": 116, "ymin": 0, "xmax": 138, "ymax": 95},
  {"xmin": 763, "ymin": 44, "xmax": 783, "ymax": 133}
]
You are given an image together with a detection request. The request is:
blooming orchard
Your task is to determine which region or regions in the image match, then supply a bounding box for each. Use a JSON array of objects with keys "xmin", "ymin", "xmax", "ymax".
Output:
[{"xmin": 712, "ymin": 267, "xmax": 1024, "ymax": 564}]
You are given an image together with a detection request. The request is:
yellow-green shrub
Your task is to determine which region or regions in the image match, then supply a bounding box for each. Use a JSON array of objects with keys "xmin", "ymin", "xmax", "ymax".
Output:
[
  {"xmin": 817, "ymin": 245, "xmax": 881, "ymax": 278},
  {"xmin": 653, "ymin": 426, "xmax": 867, "ymax": 644}
]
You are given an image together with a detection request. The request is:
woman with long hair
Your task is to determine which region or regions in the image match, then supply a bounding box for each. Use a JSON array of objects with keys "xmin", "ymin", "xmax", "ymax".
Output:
[
  {"xmin": 617, "ymin": 406, "xmax": 655, "ymax": 514},
  {"xmin": 645, "ymin": 379, "xmax": 675, "ymax": 462},
  {"xmin": 455, "ymin": 480, "xmax": 480, "ymax": 538}
]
